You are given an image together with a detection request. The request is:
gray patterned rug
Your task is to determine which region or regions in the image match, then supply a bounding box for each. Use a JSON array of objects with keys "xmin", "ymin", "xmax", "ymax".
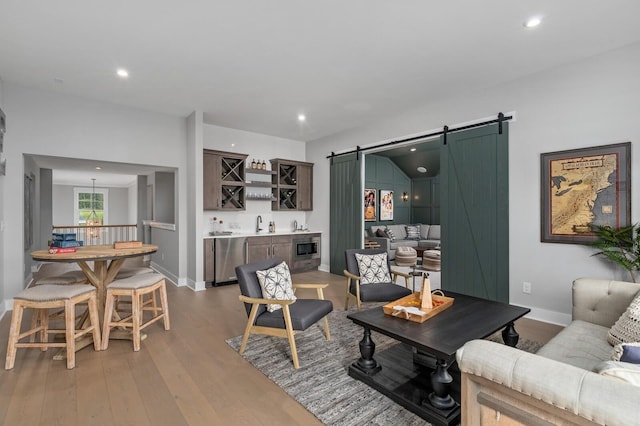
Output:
[{"xmin": 226, "ymin": 305, "xmax": 542, "ymax": 425}]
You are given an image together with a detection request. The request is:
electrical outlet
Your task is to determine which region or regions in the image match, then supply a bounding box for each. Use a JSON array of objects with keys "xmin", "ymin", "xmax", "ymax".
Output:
[{"xmin": 522, "ymin": 281, "xmax": 532, "ymax": 294}]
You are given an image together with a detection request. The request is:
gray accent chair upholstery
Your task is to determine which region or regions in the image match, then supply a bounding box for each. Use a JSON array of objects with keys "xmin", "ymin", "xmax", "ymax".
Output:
[
  {"xmin": 235, "ymin": 258, "xmax": 333, "ymax": 369},
  {"xmin": 343, "ymin": 248, "xmax": 412, "ymax": 311}
]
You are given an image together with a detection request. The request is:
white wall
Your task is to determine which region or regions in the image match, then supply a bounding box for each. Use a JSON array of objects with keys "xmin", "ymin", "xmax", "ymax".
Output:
[
  {"xmin": 202, "ymin": 124, "xmax": 308, "ymax": 234},
  {"xmin": 1, "ymin": 84, "xmax": 188, "ymax": 304},
  {"xmin": 128, "ymin": 181, "xmax": 137, "ymax": 224},
  {"xmin": 307, "ymin": 42, "xmax": 640, "ymax": 325}
]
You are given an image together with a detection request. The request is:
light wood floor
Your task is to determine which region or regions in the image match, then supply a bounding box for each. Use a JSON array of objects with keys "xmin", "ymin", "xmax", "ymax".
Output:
[{"xmin": 0, "ymin": 268, "xmax": 562, "ymax": 425}]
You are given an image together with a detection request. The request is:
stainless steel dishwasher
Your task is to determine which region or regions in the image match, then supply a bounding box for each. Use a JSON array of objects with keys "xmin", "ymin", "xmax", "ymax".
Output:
[{"xmin": 214, "ymin": 237, "xmax": 247, "ymax": 285}]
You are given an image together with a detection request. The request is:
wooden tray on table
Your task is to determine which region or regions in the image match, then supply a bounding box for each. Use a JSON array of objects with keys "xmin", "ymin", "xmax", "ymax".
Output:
[{"xmin": 383, "ymin": 292, "xmax": 454, "ymax": 323}]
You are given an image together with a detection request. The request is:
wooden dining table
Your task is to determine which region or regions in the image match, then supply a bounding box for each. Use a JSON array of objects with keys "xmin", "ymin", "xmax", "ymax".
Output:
[{"xmin": 31, "ymin": 243, "xmax": 158, "ymax": 357}]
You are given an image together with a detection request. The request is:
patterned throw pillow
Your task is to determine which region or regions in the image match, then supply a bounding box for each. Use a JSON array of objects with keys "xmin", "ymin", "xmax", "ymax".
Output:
[
  {"xmin": 375, "ymin": 228, "xmax": 386, "ymax": 237},
  {"xmin": 405, "ymin": 225, "xmax": 421, "ymax": 240},
  {"xmin": 612, "ymin": 342, "xmax": 640, "ymax": 364},
  {"xmin": 355, "ymin": 253, "xmax": 391, "ymax": 284},
  {"xmin": 384, "ymin": 227, "xmax": 396, "ymax": 241},
  {"xmin": 256, "ymin": 261, "xmax": 296, "ymax": 312},
  {"xmin": 608, "ymin": 293, "xmax": 640, "ymax": 346}
]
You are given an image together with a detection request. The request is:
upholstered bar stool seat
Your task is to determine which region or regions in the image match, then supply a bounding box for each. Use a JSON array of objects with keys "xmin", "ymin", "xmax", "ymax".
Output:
[
  {"xmin": 5, "ymin": 284, "xmax": 101, "ymax": 370},
  {"xmin": 35, "ymin": 270, "xmax": 87, "ymax": 285},
  {"xmin": 115, "ymin": 266, "xmax": 154, "ymax": 279},
  {"xmin": 102, "ymin": 272, "xmax": 170, "ymax": 351}
]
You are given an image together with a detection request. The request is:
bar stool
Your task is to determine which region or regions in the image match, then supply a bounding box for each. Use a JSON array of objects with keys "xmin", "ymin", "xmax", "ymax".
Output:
[
  {"xmin": 102, "ymin": 272, "xmax": 170, "ymax": 351},
  {"xmin": 5, "ymin": 284, "xmax": 101, "ymax": 370}
]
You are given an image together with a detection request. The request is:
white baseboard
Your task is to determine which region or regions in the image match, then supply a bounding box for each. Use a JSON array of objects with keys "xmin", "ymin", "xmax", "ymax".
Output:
[
  {"xmin": 517, "ymin": 305, "xmax": 571, "ymax": 326},
  {"xmin": 318, "ymin": 263, "xmax": 330, "ymax": 272},
  {"xmin": 178, "ymin": 277, "xmax": 187, "ymax": 287},
  {"xmin": 149, "ymin": 262, "xmax": 180, "ymax": 288},
  {"xmin": 184, "ymin": 278, "xmax": 206, "ymax": 291}
]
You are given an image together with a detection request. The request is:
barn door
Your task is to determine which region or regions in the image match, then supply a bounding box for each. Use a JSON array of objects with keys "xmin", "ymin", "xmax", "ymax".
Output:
[
  {"xmin": 330, "ymin": 153, "xmax": 362, "ymax": 274},
  {"xmin": 441, "ymin": 123, "xmax": 509, "ymax": 302}
]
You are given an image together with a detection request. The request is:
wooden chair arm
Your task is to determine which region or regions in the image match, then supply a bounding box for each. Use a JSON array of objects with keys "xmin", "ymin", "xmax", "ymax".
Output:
[
  {"xmin": 391, "ymin": 269, "xmax": 411, "ymax": 279},
  {"xmin": 292, "ymin": 283, "xmax": 329, "ymax": 300},
  {"xmin": 238, "ymin": 295, "xmax": 295, "ymax": 306},
  {"xmin": 343, "ymin": 270, "xmax": 361, "ymax": 280},
  {"xmin": 292, "ymin": 283, "xmax": 329, "ymax": 289}
]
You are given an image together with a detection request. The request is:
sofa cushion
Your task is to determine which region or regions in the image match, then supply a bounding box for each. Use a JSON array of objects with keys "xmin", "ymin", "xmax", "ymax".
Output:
[
  {"xmin": 536, "ymin": 320, "xmax": 614, "ymax": 371},
  {"xmin": 608, "ymin": 291, "xmax": 640, "ymax": 346},
  {"xmin": 375, "ymin": 228, "xmax": 386, "ymax": 237},
  {"xmin": 390, "ymin": 240, "xmax": 418, "ymax": 250},
  {"xmin": 419, "ymin": 224, "xmax": 430, "ymax": 239},
  {"xmin": 405, "ymin": 225, "xmax": 421, "ymax": 240},
  {"xmin": 418, "ymin": 240, "xmax": 440, "ymax": 249},
  {"xmin": 368, "ymin": 225, "xmax": 385, "ymax": 237},
  {"xmin": 427, "ymin": 225, "xmax": 441, "ymax": 240},
  {"xmin": 387, "ymin": 224, "xmax": 406, "ymax": 240}
]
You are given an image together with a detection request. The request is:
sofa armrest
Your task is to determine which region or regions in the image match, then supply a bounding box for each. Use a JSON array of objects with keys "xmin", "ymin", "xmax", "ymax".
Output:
[
  {"xmin": 572, "ymin": 278, "xmax": 640, "ymax": 328},
  {"xmin": 457, "ymin": 339, "xmax": 640, "ymax": 426}
]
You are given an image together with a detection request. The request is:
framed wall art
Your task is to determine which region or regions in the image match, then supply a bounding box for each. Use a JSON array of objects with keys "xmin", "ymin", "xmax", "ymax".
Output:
[
  {"xmin": 540, "ymin": 142, "xmax": 631, "ymax": 244},
  {"xmin": 380, "ymin": 189, "xmax": 394, "ymax": 221},
  {"xmin": 364, "ymin": 188, "xmax": 376, "ymax": 221}
]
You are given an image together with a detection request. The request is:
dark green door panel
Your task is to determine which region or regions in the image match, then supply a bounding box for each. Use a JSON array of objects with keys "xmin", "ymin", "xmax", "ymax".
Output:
[
  {"xmin": 330, "ymin": 154, "xmax": 362, "ymax": 274},
  {"xmin": 441, "ymin": 123, "xmax": 509, "ymax": 302}
]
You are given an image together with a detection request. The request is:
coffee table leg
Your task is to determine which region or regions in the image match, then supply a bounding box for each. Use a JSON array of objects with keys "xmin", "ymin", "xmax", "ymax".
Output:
[
  {"xmin": 501, "ymin": 321, "xmax": 520, "ymax": 347},
  {"xmin": 427, "ymin": 358, "xmax": 455, "ymax": 409},
  {"xmin": 355, "ymin": 327, "xmax": 381, "ymax": 375}
]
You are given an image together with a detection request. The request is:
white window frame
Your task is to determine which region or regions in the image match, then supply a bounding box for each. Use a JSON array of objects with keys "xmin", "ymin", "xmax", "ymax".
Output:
[{"xmin": 74, "ymin": 187, "xmax": 109, "ymax": 225}]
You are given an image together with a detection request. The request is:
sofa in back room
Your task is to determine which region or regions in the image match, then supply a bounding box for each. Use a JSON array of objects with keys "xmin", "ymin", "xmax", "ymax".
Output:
[{"xmin": 365, "ymin": 224, "xmax": 440, "ymax": 260}]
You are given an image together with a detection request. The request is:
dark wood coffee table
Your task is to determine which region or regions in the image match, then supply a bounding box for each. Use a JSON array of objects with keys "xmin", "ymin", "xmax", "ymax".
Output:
[{"xmin": 347, "ymin": 291, "xmax": 530, "ymax": 426}]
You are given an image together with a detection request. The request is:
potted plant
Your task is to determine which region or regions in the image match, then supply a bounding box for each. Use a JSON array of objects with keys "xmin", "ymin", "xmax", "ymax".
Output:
[{"xmin": 589, "ymin": 224, "xmax": 640, "ymax": 283}]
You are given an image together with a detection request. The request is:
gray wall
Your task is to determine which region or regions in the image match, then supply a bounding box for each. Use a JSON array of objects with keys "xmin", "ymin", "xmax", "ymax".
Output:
[
  {"xmin": 1, "ymin": 83, "xmax": 187, "ymax": 307},
  {"xmin": 154, "ymin": 171, "xmax": 175, "ymax": 223},
  {"xmin": 306, "ymin": 42, "xmax": 640, "ymax": 325}
]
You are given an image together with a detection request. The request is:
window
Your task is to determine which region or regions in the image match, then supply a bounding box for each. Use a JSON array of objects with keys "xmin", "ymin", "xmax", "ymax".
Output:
[{"xmin": 74, "ymin": 187, "xmax": 108, "ymax": 225}]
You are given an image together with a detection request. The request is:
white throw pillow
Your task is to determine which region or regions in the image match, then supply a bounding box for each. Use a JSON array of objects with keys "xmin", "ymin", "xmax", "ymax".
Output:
[
  {"xmin": 355, "ymin": 252, "xmax": 391, "ymax": 284},
  {"xmin": 256, "ymin": 261, "xmax": 296, "ymax": 313},
  {"xmin": 608, "ymin": 292, "xmax": 640, "ymax": 346}
]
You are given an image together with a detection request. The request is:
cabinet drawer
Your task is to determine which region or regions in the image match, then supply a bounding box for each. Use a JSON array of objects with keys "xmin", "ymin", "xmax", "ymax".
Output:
[{"xmin": 292, "ymin": 258, "xmax": 320, "ymax": 273}]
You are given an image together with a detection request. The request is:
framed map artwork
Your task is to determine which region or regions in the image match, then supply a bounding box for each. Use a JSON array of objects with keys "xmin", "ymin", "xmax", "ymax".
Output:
[{"xmin": 540, "ymin": 142, "xmax": 631, "ymax": 244}]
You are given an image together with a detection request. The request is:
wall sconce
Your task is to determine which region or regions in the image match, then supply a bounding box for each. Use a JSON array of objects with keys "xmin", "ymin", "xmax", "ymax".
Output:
[{"xmin": 402, "ymin": 192, "xmax": 409, "ymax": 202}]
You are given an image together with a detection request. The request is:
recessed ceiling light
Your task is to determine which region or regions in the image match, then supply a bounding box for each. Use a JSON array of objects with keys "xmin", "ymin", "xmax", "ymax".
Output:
[
  {"xmin": 297, "ymin": 114, "xmax": 306, "ymax": 122},
  {"xmin": 410, "ymin": 148, "xmax": 417, "ymax": 152},
  {"xmin": 116, "ymin": 68, "xmax": 129, "ymax": 78},
  {"xmin": 417, "ymin": 166, "xmax": 427, "ymax": 173},
  {"xmin": 95, "ymin": 166, "xmax": 102, "ymax": 170},
  {"xmin": 524, "ymin": 17, "xmax": 542, "ymax": 28}
]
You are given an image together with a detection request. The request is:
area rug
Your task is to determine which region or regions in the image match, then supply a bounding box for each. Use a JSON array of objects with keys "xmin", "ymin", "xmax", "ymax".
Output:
[{"xmin": 226, "ymin": 306, "xmax": 542, "ymax": 426}]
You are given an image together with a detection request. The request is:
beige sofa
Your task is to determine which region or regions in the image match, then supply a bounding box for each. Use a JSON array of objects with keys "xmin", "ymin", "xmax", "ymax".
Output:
[
  {"xmin": 456, "ymin": 278, "xmax": 640, "ymax": 425},
  {"xmin": 366, "ymin": 224, "xmax": 440, "ymax": 260}
]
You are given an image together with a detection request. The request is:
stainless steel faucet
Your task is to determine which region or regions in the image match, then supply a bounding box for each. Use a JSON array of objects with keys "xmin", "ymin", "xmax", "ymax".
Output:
[{"xmin": 256, "ymin": 215, "xmax": 263, "ymax": 233}]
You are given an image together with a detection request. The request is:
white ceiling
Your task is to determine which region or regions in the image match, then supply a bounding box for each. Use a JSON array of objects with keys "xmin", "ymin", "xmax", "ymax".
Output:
[
  {"xmin": 2, "ymin": 1, "xmax": 640, "ymax": 144},
  {"xmin": 28, "ymin": 154, "xmax": 175, "ymax": 187}
]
